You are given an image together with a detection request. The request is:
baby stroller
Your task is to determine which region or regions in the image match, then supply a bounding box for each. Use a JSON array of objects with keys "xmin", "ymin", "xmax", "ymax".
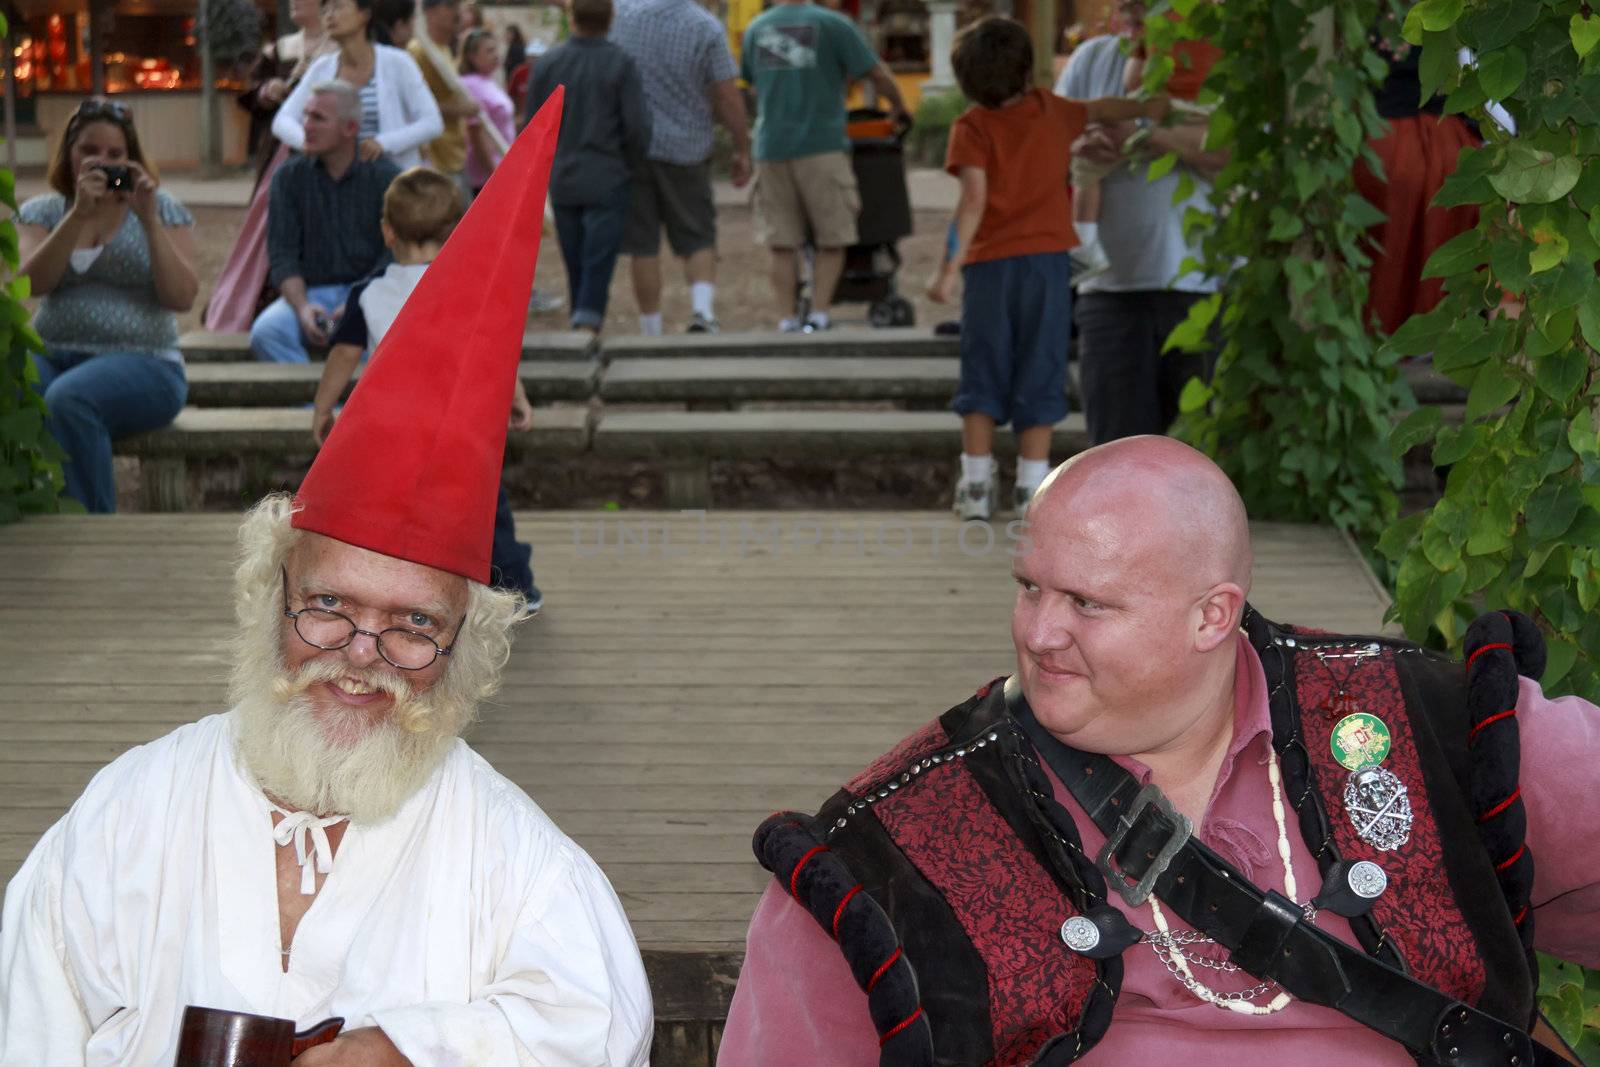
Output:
[{"xmin": 797, "ymin": 108, "xmax": 916, "ymax": 328}]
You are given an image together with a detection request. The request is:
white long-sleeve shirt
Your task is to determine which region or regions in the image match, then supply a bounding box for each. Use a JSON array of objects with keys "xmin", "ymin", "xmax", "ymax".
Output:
[
  {"xmin": 0, "ymin": 713, "xmax": 653, "ymax": 1066},
  {"xmin": 273, "ymin": 45, "xmax": 444, "ymax": 169}
]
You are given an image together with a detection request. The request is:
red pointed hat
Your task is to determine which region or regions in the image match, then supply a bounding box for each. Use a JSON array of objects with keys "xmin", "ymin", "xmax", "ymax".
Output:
[{"xmin": 292, "ymin": 89, "xmax": 565, "ymax": 584}]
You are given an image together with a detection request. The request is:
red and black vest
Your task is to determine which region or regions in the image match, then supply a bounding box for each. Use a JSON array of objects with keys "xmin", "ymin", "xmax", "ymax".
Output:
[{"xmin": 754, "ymin": 608, "xmax": 1541, "ymax": 1066}]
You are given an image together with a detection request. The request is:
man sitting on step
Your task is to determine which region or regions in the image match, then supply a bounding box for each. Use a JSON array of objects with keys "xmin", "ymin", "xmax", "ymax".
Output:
[
  {"xmin": 251, "ymin": 80, "xmax": 398, "ymax": 364},
  {"xmin": 721, "ymin": 435, "xmax": 1600, "ymax": 1066}
]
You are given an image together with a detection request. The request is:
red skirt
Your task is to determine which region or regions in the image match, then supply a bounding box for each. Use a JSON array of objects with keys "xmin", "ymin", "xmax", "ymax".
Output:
[{"xmin": 1353, "ymin": 113, "xmax": 1481, "ymax": 335}]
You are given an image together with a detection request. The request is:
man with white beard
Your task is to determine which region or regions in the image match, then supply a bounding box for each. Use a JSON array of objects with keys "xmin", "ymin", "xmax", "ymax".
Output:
[{"xmin": 0, "ymin": 90, "xmax": 653, "ymax": 1067}]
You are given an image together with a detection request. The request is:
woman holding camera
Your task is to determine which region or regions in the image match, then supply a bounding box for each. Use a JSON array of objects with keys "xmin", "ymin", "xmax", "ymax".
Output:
[{"xmin": 16, "ymin": 98, "xmax": 199, "ymax": 513}]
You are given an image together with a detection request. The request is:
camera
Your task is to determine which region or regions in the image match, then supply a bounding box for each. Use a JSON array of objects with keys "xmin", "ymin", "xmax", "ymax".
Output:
[{"xmin": 95, "ymin": 164, "xmax": 132, "ymax": 191}]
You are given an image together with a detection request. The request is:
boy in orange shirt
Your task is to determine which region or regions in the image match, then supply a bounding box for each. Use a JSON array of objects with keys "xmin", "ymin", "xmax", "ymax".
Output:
[{"xmin": 929, "ymin": 16, "xmax": 1163, "ymax": 520}]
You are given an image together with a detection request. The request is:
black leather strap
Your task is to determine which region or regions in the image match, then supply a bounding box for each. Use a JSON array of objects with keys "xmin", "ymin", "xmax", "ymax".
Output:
[{"xmin": 1005, "ymin": 677, "xmax": 1561, "ymax": 1067}]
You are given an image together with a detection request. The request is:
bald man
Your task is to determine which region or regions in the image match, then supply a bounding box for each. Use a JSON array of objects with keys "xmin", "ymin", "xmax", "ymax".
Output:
[{"xmin": 718, "ymin": 437, "xmax": 1600, "ymax": 1066}]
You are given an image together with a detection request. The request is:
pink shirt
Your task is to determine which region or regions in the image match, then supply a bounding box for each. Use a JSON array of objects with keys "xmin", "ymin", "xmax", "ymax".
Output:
[
  {"xmin": 719, "ymin": 641, "xmax": 1600, "ymax": 1065},
  {"xmin": 461, "ymin": 73, "xmax": 516, "ymax": 191}
]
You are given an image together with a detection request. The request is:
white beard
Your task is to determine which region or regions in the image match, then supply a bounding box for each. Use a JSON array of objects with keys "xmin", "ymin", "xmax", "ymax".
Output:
[{"xmin": 232, "ymin": 658, "xmax": 468, "ymax": 824}]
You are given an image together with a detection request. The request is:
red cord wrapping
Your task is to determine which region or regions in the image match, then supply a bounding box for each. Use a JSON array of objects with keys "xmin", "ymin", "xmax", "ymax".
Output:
[
  {"xmin": 879, "ymin": 1006, "xmax": 924, "ymax": 1046},
  {"xmin": 1465, "ymin": 642, "xmax": 1512, "ymax": 672},
  {"xmin": 1478, "ymin": 788, "xmax": 1522, "ymax": 824},
  {"xmin": 866, "ymin": 947, "xmax": 902, "ymax": 993},
  {"xmin": 789, "ymin": 845, "xmax": 829, "ymax": 901},
  {"xmin": 1495, "ymin": 843, "xmax": 1527, "ymax": 872},
  {"xmin": 832, "ymin": 884, "xmax": 864, "ymax": 940},
  {"xmin": 1468, "ymin": 708, "xmax": 1518, "ymax": 742}
]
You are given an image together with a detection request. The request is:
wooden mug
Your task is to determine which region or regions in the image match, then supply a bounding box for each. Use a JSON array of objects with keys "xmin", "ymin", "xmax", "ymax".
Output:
[{"xmin": 172, "ymin": 1005, "xmax": 342, "ymax": 1066}]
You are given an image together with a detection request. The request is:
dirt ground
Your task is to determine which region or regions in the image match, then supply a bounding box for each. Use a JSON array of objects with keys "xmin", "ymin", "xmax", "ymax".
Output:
[{"xmin": 182, "ymin": 203, "xmax": 958, "ymax": 336}]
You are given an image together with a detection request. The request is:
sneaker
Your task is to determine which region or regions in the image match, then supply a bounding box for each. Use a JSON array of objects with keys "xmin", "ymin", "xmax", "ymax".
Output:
[
  {"xmin": 1070, "ymin": 239, "xmax": 1110, "ymax": 285},
  {"xmin": 687, "ymin": 312, "xmax": 720, "ymax": 334},
  {"xmin": 528, "ymin": 288, "xmax": 565, "ymax": 314},
  {"xmin": 1013, "ymin": 483, "xmax": 1037, "ymax": 520},
  {"xmin": 778, "ymin": 317, "xmax": 802, "ymax": 333},
  {"xmin": 802, "ymin": 313, "xmax": 832, "ymax": 333},
  {"xmin": 953, "ymin": 469, "xmax": 1000, "ymax": 521}
]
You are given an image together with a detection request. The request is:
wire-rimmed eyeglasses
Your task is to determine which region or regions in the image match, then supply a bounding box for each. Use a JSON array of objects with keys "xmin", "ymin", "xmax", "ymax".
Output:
[{"xmin": 281, "ymin": 567, "xmax": 463, "ymax": 670}]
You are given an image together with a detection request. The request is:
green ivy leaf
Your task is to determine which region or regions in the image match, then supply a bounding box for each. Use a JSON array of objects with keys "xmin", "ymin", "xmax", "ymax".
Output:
[
  {"xmin": 1417, "ymin": 0, "xmax": 1464, "ymax": 33},
  {"xmin": 1535, "ymin": 346, "xmax": 1589, "ymax": 403},
  {"xmin": 1163, "ymin": 292, "xmax": 1221, "ymax": 353},
  {"xmin": 1423, "ymin": 229, "xmax": 1488, "ymax": 278},
  {"xmin": 1419, "ymin": 30, "xmax": 1462, "ymax": 100},
  {"xmin": 1477, "ymin": 48, "xmax": 1528, "ymax": 98},
  {"xmin": 1466, "ymin": 362, "xmax": 1521, "ymax": 420},
  {"xmin": 1530, "ymin": 230, "xmax": 1570, "ymax": 273},
  {"xmin": 1177, "ymin": 376, "xmax": 1213, "ymax": 413},
  {"xmin": 1466, "ymin": 2, "xmax": 1541, "ymax": 52},
  {"xmin": 1378, "ymin": 511, "xmax": 1427, "ymax": 561},
  {"xmin": 1391, "ymin": 407, "xmax": 1444, "ymax": 455},
  {"xmin": 1147, "ymin": 151, "xmax": 1179, "ymax": 183},
  {"xmin": 1489, "ymin": 146, "xmax": 1583, "ymax": 204},
  {"xmin": 1527, "ymin": 482, "xmax": 1585, "ymax": 541},
  {"xmin": 1572, "ymin": 12, "xmax": 1600, "ymax": 59},
  {"xmin": 1389, "ymin": 306, "xmax": 1456, "ymax": 355}
]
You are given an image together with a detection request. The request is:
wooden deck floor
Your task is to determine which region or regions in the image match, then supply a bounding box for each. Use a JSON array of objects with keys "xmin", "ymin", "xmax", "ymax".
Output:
[{"xmin": 0, "ymin": 511, "xmax": 1391, "ymax": 956}]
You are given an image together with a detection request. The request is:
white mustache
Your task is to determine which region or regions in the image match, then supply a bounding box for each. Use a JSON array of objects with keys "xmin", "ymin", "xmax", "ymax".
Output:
[{"xmin": 272, "ymin": 658, "xmax": 416, "ymax": 705}]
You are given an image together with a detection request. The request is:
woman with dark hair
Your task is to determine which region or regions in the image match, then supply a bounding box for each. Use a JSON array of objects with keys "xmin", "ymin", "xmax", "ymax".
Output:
[
  {"xmin": 15, "ymin": 98, "xmax": 199, "ymax": 513},
  {"xmin": 372, "ymin": 0, "xmax": 416, "ymax": 48},
  {"xmin": 272, "ymin": 0, "xmax": 442, "ymax": 169},
  {"xmin": 502, "ymin": 23, "xmax": 526, "ymax": 82}
]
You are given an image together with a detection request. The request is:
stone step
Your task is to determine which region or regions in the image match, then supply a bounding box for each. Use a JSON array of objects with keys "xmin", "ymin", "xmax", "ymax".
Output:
[
  {"xmin": 600, "ymin": 357, "xmax": 958, "ymax": 404},
  {"xmin": 601, "ymin": 327, "xmax": 958, "ymax": 360},
  {"xmin": 592, "ymin": 409, "xmax": 1086, "ymax": 458},
  {"xmin": 178, "ymin": 329, "xmax": 597, "ymax": 363},
  {"xmin": 114, "ymin": 406, "xmax": 590, "ymax": 511},
  {"xmin": 184, "ymin": 361, "xmax": 597, "ymax": 406}
]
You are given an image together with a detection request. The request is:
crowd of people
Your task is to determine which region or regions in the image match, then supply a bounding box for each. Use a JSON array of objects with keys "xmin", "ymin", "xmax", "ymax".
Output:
[{"xmin": 16, "ymin": 0, "xmax": 1484, "ymax": 537}]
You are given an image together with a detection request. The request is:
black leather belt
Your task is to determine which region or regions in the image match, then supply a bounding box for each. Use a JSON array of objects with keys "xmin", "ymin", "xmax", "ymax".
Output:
[{"xmin": 1005, "ymin": 677, "xmax": 1563, "ymax": 1067}]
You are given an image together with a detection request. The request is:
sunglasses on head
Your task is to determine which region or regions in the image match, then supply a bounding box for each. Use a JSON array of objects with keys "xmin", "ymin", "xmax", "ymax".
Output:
[{"xmin": 70, "ymin": 98, "xmax": 131, "ymax": 126}]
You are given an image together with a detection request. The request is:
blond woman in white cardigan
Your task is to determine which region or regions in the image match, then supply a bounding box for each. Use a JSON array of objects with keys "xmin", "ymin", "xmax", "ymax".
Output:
[{"xmin": 273, "ymin": 0, "xmax": 443, "ymax": 169}]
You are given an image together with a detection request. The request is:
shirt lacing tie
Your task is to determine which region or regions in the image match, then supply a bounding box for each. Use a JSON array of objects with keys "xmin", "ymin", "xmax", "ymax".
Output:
[{"xmin": 272, "ymin": 807, "xmax": 349, "ymax": 895}]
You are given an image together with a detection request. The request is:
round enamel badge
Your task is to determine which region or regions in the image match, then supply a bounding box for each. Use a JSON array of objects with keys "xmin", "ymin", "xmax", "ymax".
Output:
[{"xmin": 1331, "ymin": 712, "xmax": 1392, "ymax": 772}]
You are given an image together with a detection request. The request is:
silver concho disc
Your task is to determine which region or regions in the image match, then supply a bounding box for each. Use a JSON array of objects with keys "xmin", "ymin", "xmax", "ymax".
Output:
[
  {"xmin": 1061, "ymin": 915, "xmax": 1101, "ymax": 953},
  {"xmin": 1346, "ymin": 859, "xmax": 1388, "ymax": 900},
  {"xmin": 1342, "ymin": 765, "xmax": 1413, "ymax": 852}
]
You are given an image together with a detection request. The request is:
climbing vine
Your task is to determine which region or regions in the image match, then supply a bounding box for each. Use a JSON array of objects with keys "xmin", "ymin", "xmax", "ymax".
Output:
[
  {"xmin": 1146, "ymin": 0, "xmax": 1410, "ymax": 545},
  {"xmin": 1377, "ymin": 0, "xmax": 1600, "ymax": 710},
  {"xmin": 0, "ymin": 10, "xmax": 70, "ymax": 523}
]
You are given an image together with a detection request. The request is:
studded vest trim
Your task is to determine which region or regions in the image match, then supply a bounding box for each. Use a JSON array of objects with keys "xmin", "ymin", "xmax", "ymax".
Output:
[{"xmin": 791, "ymin": 613, "xmax": 1535, "ymax": 1066}]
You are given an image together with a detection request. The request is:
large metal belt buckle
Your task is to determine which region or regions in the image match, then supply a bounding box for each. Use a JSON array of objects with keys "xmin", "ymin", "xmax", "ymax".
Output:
[{"xmin": 1095, "ymin": 783, "xmax": 1193, "ymax": 907}]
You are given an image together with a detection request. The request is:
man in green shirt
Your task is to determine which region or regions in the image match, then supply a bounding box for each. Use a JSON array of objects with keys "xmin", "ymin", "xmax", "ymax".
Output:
[{"xmin": 741, "ymin": 0, "xmax": 908, "ymax": 332}]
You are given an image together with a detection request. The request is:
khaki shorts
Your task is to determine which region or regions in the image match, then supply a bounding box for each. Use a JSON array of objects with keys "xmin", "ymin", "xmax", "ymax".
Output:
[{"xmin": 752, "ymin": 151, "xmax": 861, "ymax": 249}]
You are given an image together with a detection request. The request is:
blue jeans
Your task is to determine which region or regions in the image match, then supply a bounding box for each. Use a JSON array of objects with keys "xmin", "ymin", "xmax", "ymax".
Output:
[
  {"xmin": 553, "ymin": 191, "xmax": 630, "ymax": 330},
  {"xmin": 491, "ymin": 484, "xmax": 536, "ymax": 600},
  {"xmin": 29, "ymin": 349, "xmax": 188, "ymax": 513},
  {"xmin": 955, "ymin": 252, "xmax": 1072, "ymax": 430},
  {"xmin": 249, "ymin": 283, "xmax": 353, "ymax": 363}
]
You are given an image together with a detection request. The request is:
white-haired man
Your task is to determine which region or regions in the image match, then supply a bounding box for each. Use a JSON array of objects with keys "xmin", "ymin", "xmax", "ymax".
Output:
[{"xmin": 1, "ymin": 90, "xmax": 653, "ymax": 1066}]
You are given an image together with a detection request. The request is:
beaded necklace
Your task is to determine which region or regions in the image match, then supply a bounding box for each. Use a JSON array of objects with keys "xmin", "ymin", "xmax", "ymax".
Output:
[{"xmin": 1141, "ymin": 746, "xmax": 1312, "ymax": 1015}]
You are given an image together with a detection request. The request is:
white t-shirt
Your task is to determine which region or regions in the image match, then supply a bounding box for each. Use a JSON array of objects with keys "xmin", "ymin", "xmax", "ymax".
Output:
[{"xmin": 1055, "ymin": 35, "xmax": 1220, "ymax": 294}]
